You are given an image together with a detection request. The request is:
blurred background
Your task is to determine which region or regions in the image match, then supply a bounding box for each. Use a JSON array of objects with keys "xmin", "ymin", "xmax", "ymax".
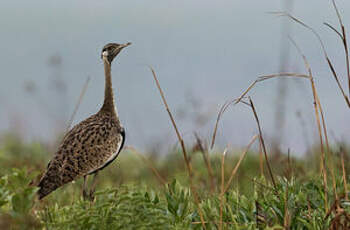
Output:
[{"xmin": 1, "ymin": 0, "xmax": 350, "ymax": 155}]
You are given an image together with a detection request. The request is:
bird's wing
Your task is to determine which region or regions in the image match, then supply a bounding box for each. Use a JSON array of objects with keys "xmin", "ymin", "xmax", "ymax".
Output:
[
  {"xmin": 87, "ymin": 128, "xmax": 125, "ymax": 174},
  {"xmin": 37, "ymin": 114, "xmax": 103, "ymax": 198},
  {"xmin": 38, "ymin": 113, "xmax": 125, "ymax": 199}
]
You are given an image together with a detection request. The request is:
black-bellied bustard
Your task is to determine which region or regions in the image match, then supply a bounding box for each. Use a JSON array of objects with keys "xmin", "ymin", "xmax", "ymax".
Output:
[{"xmin": 38, "ymin": 42, "xmax": 131, "ymax": 200}]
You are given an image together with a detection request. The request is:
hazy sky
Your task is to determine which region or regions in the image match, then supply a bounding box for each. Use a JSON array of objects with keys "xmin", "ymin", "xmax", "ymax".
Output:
[{"xmin": 1, "ymin": 0, "xmax": 350, "ymax": 154}]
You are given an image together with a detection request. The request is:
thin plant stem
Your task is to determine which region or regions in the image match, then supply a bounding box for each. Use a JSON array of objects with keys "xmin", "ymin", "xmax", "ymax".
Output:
[
  {"xmin": 288, "ymin": 37, "xmax": 329, "ymax": 213},
  {"xmin": 248, "ymin": 98, "xmax": 277, "ymax": 191},
  {"xmin": 277, "ymin": 11, "xmax": 350, "ymax": 107},
  {"xmin": 194, "ymin": 133, "xmax": 215, "ymax": 194},
  {"xmin": 219, "ymin": 149, "xmax": 227, "ymax": 230},
  {"xmin": 224, "ymin": 135, "xmax": 258, "ymax": 193},
  {"xmin": 128, "ymin": 146, "xmax": 166, "ymax": 186},
  {"xmin": 259, "ymin": 138, "xmax": 264, "ymax": 177},
  {"xmin": 331, "ymin": 0, "xmax": 350, "ymax": 97},
  {"xmin": 284, "ymin": 179, "xmax": 290, "ymax": 229},
  {"xmin": 150, "ymin": 67, "xmax": 206, "ymax": 229},
  {"xmin": 341, "ymin": 146, "xmax": 348, "ymax": 201}
]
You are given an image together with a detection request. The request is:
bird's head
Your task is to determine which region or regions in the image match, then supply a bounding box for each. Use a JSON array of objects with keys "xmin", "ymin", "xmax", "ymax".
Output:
[{"xmin": 101, "ymin": 42, "xmax": 131, "ymax": 64}]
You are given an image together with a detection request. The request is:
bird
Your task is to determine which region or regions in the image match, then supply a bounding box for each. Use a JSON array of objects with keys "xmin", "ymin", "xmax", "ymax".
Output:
[{"xmin": 37, "ymin": 42, "xmax": 131, "ymax": 200}]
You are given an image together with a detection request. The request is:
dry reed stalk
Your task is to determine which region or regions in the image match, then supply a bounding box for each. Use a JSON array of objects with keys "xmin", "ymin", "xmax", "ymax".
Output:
[
  {"xmin": 235, "ymin": 81, "xmax": 257, "ymax": 105},
  {"xmin": 210, "ymin": 96, "xmax": 272, "ymax": 188},
  {"xmin": 259, "ymin": 138, "xmax": 264, "ymax": 177},
  {"xmin": 280, "ymin": 6, "xmax": 350, "ymax": 207},
  {"xmin": 280, "ymin": 13, "xmax": 340, "ymax": 200},
  {"xmin": 288, "ymin": 149, "xmax": 291, "ymax": 177},
  {"xmin": 285, "ymin": 149, "xmax": 292, "ymax": 181},
  {"xmin": 248, "ymin": 98, "xmax": 277, "ymax": 191},
  {"xmin": 194, "ymin": 133, "xmax": 215, "ymax": 193},
  {"xmin": 127, "ymin": 146, "xmax": 166, "ymax": 186},
  {"xmin": 219, "ymin": 149, "xmax": 228, "ymax": 230},
  {"xmin": 289, "ymin": 37, "xmax": 329, "ymax": 212},
  {"xmin": 331, "ymin": 0, "xmax": 350, "ymax": 97},
  {"xmin": 340, "ymin": 146, "xmax": 348, "ymax": 201},
  {"xmin": 315, "ymin": 94, "xmax": 329, "ymax": 150},
  {"xmin": 223, "ymin": 135, "xmax": 258, "ymax": 193},
  {"xmin": 150, "ymin": 67, "xmax": 206, "ymax": 229},
  {"xmin": 278, "ymin": 12, "xmax": 350, "ymax": 108},
  {"xmin": 211, "ymin": 96, "xmax": 253, "ymax": 150},
  {"xmin": 307, "ymin": 198, "xmax": 312, "ymax": 219},
  {"xmin": 150, "ymin": 68, "xmax": 192, "ymax": 175},
  {"xmin": 235, "ymin": 73, "xmax": 308, "ymax": 105},
  {"xmin": 323, "ymin": 50, "xmax": 350, "ymax": 107},
  {"xmin": 284, "ymin": 180, "xmax": 290, "ymax": 229},
  {"xmin": 278, "ymin": 12, "xmax": 346, "ymax": 196},
  {"xmin": 209, "ymin": 97, "xmax": 264, "ymax": 188},
  {"xmin": 235, "ymin": 68, "xmax": 330, "ymax": 210},
  {"xmin": 66, "ymin": 76, "xmax": 91, "ymax": 132},
  {"xmin": 211, "ymin": 100, "xmax": 235, "ymax": 149},
  {"xmin": 258, "ymin": 73, "xmax": 309, "ymax": 80},
  {"xmin": 315, "ymin": 91, "xmax": 338, "ymax": 202}
]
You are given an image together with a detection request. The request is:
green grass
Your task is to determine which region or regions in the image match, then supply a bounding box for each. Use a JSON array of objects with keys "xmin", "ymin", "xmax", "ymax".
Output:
[{"xmin": 1, "ymin": 135, "xmax": 350, "ymax": 229}]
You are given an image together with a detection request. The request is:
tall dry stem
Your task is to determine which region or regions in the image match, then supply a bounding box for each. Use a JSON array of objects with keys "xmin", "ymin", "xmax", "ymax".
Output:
[
  {"xmin": 330, "ymin": 0, "xmax": 350, "ymax": 97},
  {"xmin": 211, "ymin": 100, "xmax": 235, "ymax": 149},
  {"xmin": 128, "ymin": 146, "xmax": 167, "ymax": 186},
  {"xmin": 194, "ymin": 133, "xmax": 215, "ymax": 193},
  {"xmin": 288, "ymin": 37, "xmax": 329, "ymax": 212},
  {"xmin": 248, "ymin": 98, "xmax": 277, "ymax": 191},
  {"xmin": 340, "ymin": 146, "xmax": 348, "ymax": 201},
  {"xmin": 284, "ymin": 180, "xmax": 290, "ymax": 229},
  {"xmin": 219, "ymin": 149, "xmax": 227, "ymax": 230},
  {"xmin": 258, "ymin": 138, "xmax": 264, "ymax": 177},
  {"xmin": 235, "ymin": 57, "xmax": 330, "ymax": 211},
  {"xmin": 224, "ymin": 135, "xmax": 258, "ymax": 193},
  {"xmin": 150, "ymin": 67, "xmax": 206, "ymax": 229},
  {"xmin": 277, "ymin": 11, "xmax": 350, "ymax": 107}
]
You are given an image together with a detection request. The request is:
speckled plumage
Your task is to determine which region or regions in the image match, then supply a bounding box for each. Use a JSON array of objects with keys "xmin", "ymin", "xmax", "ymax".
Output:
[{"xmin": 38, "ymin": 43, "xmax": 130, "ymax": 200}]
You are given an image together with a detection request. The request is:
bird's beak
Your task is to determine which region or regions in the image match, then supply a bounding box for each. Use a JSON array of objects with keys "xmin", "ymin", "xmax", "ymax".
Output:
[{"xmin": 120, "ymin": 42, "xmax": 132, "ymax": 49}]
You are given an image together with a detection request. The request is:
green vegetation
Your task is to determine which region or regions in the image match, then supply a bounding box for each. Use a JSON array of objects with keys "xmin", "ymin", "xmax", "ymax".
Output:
[{"xmin": 0, "ymin": 136, "xmax": 350, "ymax": 229}]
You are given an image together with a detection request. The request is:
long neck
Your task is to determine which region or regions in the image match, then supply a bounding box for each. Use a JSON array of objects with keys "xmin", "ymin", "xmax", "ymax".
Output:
[{"xmin": 101, "ymin": 59, "xmax": 117, "ymax": 116}]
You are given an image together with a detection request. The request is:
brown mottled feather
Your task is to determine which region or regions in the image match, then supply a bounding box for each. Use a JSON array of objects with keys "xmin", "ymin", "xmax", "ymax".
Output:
[{"xmin": 38, "ymin": 111, "xmax": 124, "ymax": 199}]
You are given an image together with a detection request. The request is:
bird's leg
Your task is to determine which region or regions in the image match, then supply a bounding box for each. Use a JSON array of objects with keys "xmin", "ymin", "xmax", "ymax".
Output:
[
  {"xmin": 88, "ymin": 172, "xmax": 99, "ymax": 201},
  {"xmin": 82, "ymin": 175, "xmax": 89, "ymax": 201}
]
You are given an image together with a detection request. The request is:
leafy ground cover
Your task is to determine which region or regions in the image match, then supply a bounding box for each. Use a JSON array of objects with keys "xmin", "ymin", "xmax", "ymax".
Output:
[{"xmin": 0, "ymin": 137, "xmax": 350, "ymax": 229}]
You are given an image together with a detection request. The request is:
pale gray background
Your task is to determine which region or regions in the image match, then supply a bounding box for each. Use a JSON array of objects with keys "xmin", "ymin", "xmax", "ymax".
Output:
[{"xmin": 1, "ymin": 0, "xmax": 349, "ymax": 154}]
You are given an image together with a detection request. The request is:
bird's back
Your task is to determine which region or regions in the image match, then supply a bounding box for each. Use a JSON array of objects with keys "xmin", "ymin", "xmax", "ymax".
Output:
[{"xmin": 38, "ymin": 111, "xmax": 124, "ymax": 199}]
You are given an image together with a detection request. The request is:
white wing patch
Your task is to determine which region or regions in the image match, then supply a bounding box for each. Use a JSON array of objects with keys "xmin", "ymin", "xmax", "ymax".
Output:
[{"xmin": 87, "ymin": 134, "xmax": 124, "ymax": 174}]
